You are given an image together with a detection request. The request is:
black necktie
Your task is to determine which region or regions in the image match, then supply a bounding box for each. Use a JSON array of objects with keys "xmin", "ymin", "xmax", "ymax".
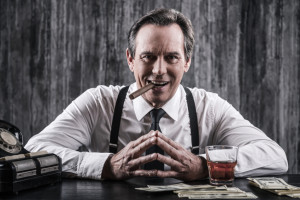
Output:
[{"xmin": 144, "ymin": 108, "xmax": 165, "ymax": 170}]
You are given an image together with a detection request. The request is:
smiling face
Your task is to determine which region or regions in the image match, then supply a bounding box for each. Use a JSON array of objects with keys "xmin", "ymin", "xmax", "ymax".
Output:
[{"xmin": 126, "ymin": 24, "xmax": 191, "ymax": 108}]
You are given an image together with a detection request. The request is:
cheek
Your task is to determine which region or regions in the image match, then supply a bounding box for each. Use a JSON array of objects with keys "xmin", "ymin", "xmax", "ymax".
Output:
[
  {"xmin": 133, "ymin": 65, "xmax": 151, "ymax": 80},
  {"xmin": 169, "ymin": 66, "xmax": 185, "ymax": 81}
]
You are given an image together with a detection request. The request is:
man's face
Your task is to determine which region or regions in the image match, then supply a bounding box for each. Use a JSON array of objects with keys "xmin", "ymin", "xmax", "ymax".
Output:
[{"xmin": 127, "ymin": 24, "xmax": 191, "ymax": 108}]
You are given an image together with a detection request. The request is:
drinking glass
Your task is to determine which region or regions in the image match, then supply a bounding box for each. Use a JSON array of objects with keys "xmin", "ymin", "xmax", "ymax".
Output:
[{"xmin": 205, "ymin": 145, "xmax": 238, "ymax": 186}]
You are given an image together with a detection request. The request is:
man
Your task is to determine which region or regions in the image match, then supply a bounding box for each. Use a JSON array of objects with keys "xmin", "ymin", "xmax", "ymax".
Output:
[{"xmin": 25, "ymin": 8, "xmax": 288, "ymax": 181}]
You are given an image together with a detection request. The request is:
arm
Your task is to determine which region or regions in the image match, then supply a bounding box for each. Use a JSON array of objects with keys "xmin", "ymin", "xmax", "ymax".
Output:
[
  {"xmin": 25, "ymin": 88, "xmax": 111, "ymax": 180},
  {"xmin": 101, "ymin": 130, "xmax": 208, "ymax": 181},
  {"xmin": 212, "ymin": 96, "xmax": 288, "ymax": 176},
  {"xmin": 139, "ymin": 90, "xmax": 288, "ymax": 180}
]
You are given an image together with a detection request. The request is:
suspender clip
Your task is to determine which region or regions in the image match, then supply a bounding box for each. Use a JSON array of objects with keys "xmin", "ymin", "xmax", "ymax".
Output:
[
  {"xmin": 191, "ymin": 146, "xmax": 199, "ymax": 150},
  {"xmin": 109, "ymin": 143, "xmax": 118, "ymax": 148}
]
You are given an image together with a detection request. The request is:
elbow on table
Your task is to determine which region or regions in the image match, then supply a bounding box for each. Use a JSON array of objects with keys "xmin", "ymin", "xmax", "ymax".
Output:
[
  {"xmin": 275, "ymin": 146, "xmax": 289, "ymax": 174},
  {"xmin": 279, "ymin": 156, "xmax": 289, "ymax": 174}
]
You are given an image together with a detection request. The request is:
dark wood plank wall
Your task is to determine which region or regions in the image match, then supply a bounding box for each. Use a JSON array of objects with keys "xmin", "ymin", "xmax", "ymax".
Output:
[{"xmin": 0, "ymin": 0, "xmax": 299, "ymax": 173}]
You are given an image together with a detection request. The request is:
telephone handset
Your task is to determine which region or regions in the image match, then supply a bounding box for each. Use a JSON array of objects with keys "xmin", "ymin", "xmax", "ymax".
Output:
[{"xmin": 0, "ymin": 120, "xmax": 29, "ymax": 157}]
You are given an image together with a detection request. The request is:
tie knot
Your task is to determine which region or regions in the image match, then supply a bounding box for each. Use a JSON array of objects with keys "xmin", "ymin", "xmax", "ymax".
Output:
[{"xmin": 150, "ymin": 108, "xmax": 166, "ymax": 124}]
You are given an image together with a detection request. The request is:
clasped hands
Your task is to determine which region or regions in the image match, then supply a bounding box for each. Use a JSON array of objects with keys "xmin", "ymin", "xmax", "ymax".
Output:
[{"xmin": 102, "ymin": 131, "xmax": 208, "ymax": 181}]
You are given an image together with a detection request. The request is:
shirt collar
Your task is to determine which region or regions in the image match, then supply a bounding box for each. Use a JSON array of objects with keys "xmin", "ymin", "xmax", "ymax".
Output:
[{"xmin": 132, "ymin": 83, "xmax": 181, "ymax": 121}]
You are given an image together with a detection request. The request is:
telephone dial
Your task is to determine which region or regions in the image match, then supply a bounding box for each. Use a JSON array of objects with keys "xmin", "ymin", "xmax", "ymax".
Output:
[
  {"xmin": 0, "ymin": 120, "xmax": 62, "ymax": 193},
  {"xmin": 0, "ymin": 120, "xmax": 28, "ymax": 156}
]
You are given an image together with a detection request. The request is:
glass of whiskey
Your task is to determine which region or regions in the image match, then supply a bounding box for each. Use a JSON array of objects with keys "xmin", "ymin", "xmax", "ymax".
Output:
[{"xmin": 205, "ymin": 145, "xmax": 238, "ymax": 186}]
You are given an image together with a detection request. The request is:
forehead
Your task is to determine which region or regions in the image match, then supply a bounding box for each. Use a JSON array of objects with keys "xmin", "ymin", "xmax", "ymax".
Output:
[{"xmin": 135, "ymin": 24, "xmax": 185, "ymax": 54}]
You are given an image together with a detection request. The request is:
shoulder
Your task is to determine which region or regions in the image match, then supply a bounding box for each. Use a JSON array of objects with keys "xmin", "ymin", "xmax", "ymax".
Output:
[
  {"xmin": 83, "ymin": 85, "xmax": 128, "ymax": 102},
  {"xmin": 69, "ymin": 85, "xmax": 128, "ymax": 111},
  {"xmin": 181, "ymin": 86, "xmax": 221, "ymax": 104}
]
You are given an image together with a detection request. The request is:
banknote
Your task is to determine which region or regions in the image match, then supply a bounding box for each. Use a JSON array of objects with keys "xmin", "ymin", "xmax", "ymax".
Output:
[
  {"xmin": 286, "ymin": 193, "xmax": 300, "ymax": 198},
  {"xmin": 175, "ymin": 187, "xmax": 244, "ymax": 196},
  {"xmin": 267, "ymin": 187, "xmax": 300, "ymax": 195},
  {"xmin": 136, "ymin": 183, "xmax": 218, "ymax": 192},
  {"xmin": 186, "ymin": 192, "xmax": 258, "ymax": 199},
  {"xmin": 247, "ymin": 177, "xmax": 292, "ymax": 189},
  {"xmin": 248, "ymin": 177, "xmax": 300, "ymax": 198},
  {"xmin": 173, "ymin": 186, "xmax": 228, "ymax": 194},
  {"xmin": 175, "ymin": 187, "xmax": 257, "ymax": 199},
  {"xmin": 136, "ymin": 183, "xmax": 258, "ymax": 199}
]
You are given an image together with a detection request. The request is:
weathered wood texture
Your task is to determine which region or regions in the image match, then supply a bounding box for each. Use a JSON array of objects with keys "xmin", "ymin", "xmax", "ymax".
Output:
[{"xmin": 0, "ymin": 0, "xmax": 299, "ymax": 173}]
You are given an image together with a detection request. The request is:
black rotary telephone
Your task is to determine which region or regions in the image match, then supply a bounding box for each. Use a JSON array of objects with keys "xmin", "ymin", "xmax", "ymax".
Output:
[
  {"xmin": 0, "ymin": 120, "xmax": 62, "ymax": 193},
  {"xmin": 0, "ymin": 120, "xmax": 29, "ymax": 157}
]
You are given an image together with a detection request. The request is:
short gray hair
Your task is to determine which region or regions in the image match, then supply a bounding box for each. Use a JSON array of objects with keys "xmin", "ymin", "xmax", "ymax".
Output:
[{"xmin": 128, "ymin": 8, "xmax": 194, "ymax": 61}]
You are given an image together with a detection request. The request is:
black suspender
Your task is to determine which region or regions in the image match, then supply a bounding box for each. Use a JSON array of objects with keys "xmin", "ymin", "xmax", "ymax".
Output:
[
  {"xmin": 109, "ymin": 86, "xmax": 129, "ymax": 153},
  {"xmin": 109, "ymin": 86, "xmax": 199, "ymax": 155},
  {"xmin": 183, "ymin": 87, "xmax": 200, "ymax": 155}
]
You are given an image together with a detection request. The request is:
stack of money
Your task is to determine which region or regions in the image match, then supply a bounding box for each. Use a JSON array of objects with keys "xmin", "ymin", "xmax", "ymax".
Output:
[
  {"xmin": 136, "ymin": 183, "xmax": 257, "ymax": 199},
  {"xmin": 135, "ymin": 183, "xmax": 213, "ymax": 192},
  {"xmin": 248, "ymin": 177, "xmax": 300, "ymax": 198}
]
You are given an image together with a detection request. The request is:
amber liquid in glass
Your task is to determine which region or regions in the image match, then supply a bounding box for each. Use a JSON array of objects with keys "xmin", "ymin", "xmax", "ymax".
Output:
[{"xmin": 207, "ymin": 160, "xmax": 237, "ymax": 185}]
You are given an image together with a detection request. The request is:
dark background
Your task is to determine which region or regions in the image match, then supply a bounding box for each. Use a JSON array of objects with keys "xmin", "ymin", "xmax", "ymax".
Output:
[{"xmin": 0, "ymin": 0, "xmax": 299, "ymax": 174}]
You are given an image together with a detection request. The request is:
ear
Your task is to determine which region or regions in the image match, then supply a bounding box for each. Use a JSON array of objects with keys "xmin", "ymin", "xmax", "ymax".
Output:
[
  {"xmin": 183, "ymin": 57, "xmax": 191, "ymax": 72},
  {"xmin": 126, "ymin": 48, "xmax": 134, "ymax": 72}
]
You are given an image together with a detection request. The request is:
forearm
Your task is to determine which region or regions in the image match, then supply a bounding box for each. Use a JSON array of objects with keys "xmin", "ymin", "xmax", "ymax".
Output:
[
  {"xmin": 25, "ymin": 137, "xmax": 112, "ymax": 180},
  {"xmin": 212, "ymin": 97, "xmax": 288, "ymax": 177},
  {"xmin": 234, "ymin": 140, "xmax": 288, "ymax": 177}
]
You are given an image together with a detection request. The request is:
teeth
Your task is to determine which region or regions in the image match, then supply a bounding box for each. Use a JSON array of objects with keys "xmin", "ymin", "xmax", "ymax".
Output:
[{"xmin": 150, "ymin": 81, "xmax": 168, "ymax": 86}]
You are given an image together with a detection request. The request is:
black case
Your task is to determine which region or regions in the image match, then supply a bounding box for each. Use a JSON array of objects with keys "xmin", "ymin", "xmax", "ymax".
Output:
[{"xmin": 0, "ymin": 120, "xmax": 62, "ymax": 193}]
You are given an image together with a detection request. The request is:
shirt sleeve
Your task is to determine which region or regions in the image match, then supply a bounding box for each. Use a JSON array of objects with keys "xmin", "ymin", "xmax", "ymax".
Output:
[
  {"xmin": 211, "ymin": 95, "xmax": 288, "ymax": 177},
  {"xmin": 25, "ymin": 88, "xmax": 112, "ymax": 180}
]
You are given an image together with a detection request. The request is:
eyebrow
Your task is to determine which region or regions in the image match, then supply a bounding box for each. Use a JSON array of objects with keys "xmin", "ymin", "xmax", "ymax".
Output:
[
  {"xmin": 139, "ymin": 51, "xmax": 181, "ymax": 56},
  {"xmin": 139, "ymin": 51, "xmax": 154, "ymax": 55},
  {"xmin": 165, "ymin": 52, "xmax": 181, "ymax": 56}
]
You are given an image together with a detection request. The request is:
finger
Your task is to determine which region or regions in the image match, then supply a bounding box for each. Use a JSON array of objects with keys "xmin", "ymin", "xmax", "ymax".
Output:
[
  {"xmin": 156, "ymin": 132, "xmax": 183, "ymax": 150},
  {"xmin": 130, "ymin": 130, "xmax": 158, "ymax": 148},
  {"xmin": 156, "ymin": 137, "xmax": 195, "ymax": 164},
  {"xmin": 129, "ymin": 169, "xmax": 158, "ymax": 177},
  {"xmin": 156, "ymin": 137, "xmax": 182, "ymax": 159},
  {"xmin": 127, "ymin": 153, "xmax": 157, "ymax": 169},
  {"xmin": 130, "ymin": 136, "xmax": 158, "ymax": 158},
  {"xmin": 155, "ymin": 153, "xmax": 183, "ymax": 172},
  {"xmin": 156, "ymin": 170, "xmax": 181, "ymax": 178},
  {"xmin": 123, "ymin": 131, "xmax": 156, "ymax": 158}
]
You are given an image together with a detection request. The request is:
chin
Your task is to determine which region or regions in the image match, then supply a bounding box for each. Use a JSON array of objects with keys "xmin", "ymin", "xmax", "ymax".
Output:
[{"xmin": 146, "ymin": 96, "xmax": 169, "ymax": 107}]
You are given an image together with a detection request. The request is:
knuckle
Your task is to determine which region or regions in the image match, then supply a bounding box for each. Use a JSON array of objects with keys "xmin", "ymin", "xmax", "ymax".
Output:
[
  {"xmin": 178, "ymin": 167, "xmax": 187, "ymax": 173},
  {"xmin": 128, "ymin": 141, "xmax": 134, "ymax": 147},
  {"xmin": 167, "ymin": 138, "xmax": 172, "ymax": 144},
  {"xmin": 153, "ymin": 153, "xmax": 159, "ymax": 159}
]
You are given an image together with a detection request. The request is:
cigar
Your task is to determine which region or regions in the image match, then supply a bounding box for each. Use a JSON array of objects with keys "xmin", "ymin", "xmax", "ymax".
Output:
[{"xmin": 129, "ymin": 83, "xmax": 155, "ymax": 100}]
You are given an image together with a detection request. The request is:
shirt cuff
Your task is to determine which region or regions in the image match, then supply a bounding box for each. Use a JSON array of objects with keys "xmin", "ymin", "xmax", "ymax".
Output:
[{"xmin": 77, "ymin": 152, "xmax": 112, "ymax": 180}]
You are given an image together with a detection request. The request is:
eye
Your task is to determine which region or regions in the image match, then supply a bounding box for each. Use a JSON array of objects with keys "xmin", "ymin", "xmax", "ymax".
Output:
[
  {"xmin": 140, "ymin": 54, "xmax": 156, "ymax": 63},
  {"xmin": 165, "ymin": 55, "xmax": 179, "ymax": 64}
]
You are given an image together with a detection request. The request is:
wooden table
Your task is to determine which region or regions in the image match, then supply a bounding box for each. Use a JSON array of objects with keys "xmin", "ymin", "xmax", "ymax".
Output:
[{"xmin": 1, "ymin": 174, "xmax": 299, "ymax": 200}]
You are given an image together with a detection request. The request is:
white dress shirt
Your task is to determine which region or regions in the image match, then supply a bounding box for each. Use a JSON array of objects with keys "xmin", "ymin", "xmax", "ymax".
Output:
[{"xmin": 25, "ymin": 83, "xmax": 288, "ymax": 180}]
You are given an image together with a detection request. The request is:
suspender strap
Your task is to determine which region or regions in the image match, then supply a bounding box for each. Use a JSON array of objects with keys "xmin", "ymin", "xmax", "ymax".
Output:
[
  {"xmin": 184, "ymin": 87, "xmax": 200, "ymax": 155},
  {"xmin": 109, "ymin": 86, "xmax": 199, "ymax": 155},
  {"xmin": 109, "ymin": 86, "xmax": 129, "ymax": 153}
]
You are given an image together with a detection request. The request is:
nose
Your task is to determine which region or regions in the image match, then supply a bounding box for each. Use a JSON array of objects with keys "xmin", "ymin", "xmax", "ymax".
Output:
[{"xmin": 152, "ymin": 57, "xmax": 167, "ymax": 75}]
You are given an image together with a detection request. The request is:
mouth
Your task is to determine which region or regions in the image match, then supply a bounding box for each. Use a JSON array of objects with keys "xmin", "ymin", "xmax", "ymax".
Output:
[{"xmin": 147, "ymin": 80, "xmax": 169, "ymax": 87}]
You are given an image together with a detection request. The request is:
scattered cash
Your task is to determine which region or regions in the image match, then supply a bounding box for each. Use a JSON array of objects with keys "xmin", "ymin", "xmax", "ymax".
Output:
[
  {"xmin": 176, "ymin": 187, "xmax": 257, "ymax": 199},
  {"xmin": 248, "ymin": 177, "xmax": 300, "ymax": 199},
  {"xmin": 247, "ymin": 177, "xmax": 292, "ymax": 189},
  {"xmin": 135, "ymin": 183, "xmax": 216, "ymax": 192},
  {"xmin": 186, "ymin": 192, "xmax": 258, "ymax": 199},
  {"xmin": 175, "ymin": 187, "xmax": 244, "ymax": 196},
  {"xmin": 136, "ymin": 183, "xmax": 258, "ymax": 199}
]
